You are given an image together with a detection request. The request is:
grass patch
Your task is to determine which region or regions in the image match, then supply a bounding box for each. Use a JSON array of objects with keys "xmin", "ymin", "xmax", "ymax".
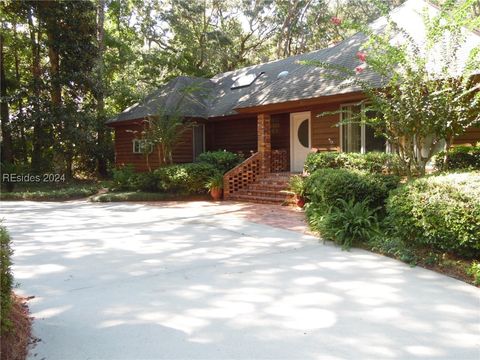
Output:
[
  {"xmin": 1, "ymin": 182, "xmax": 99, "ymax": 201},
  {"xmin": 91, "ymin": 191, "xmax": 210, "ymax": 202}
]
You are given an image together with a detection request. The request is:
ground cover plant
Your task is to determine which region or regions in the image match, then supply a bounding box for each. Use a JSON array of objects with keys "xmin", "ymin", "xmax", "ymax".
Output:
[
  {"xmin": 0, "ymin": 224, "xmax": 32, "ymax": 360},
  {"xmin": 0, "ymin": 181, "xmax": 99, "ymax": 201}
]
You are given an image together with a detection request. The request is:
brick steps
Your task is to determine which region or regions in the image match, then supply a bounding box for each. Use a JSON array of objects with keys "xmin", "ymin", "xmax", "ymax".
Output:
[
  {"xmin": 226, "ymin": 172, "xmax": 295, "ymax": 204},
  {"xmin": 234, "ymin": 189, "xmax": 287, "ymax": 199},
  {"xmin": 247, "ymin": 184, "xmax": 287, "ymax": 191}
]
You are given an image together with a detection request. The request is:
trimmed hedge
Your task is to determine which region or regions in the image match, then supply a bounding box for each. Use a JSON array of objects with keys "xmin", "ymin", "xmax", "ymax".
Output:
[
  {"xmin": 112, "ymin": 163, "xmax": 220, "ymax": 194},
  {"xmin": 154, "ymin": 162, "xmax": 219, "ymax": 194},
  {"xmin": 304, "ymin": 168, "xmax": 400, "ymax": 213},
  {"xmin": 304, "ymin": 151, "xmax": 402, "ymax": 175},
  {"xmin": 435, "ymin": 146, "xmax": 480, "ymax": 171},
  {"xmin": 196, "ymin": 151, "xmax": 243, "ymax": 174},
  {"xmin": 0, "ymin": 224, "xmax": 13, "ymax": 331},
  {"xmin": 386, "ymin": 172, "xmax": 480, "ymax": 258},
  {"xmin": 111, "ymin": 151, "xmax": 241, "ymax": 193}
]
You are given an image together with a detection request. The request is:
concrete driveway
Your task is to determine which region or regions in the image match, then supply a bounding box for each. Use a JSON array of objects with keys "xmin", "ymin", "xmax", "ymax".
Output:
[{"xmin": 2, "ymin": 201, "xmax": 479, "ymax": 360}]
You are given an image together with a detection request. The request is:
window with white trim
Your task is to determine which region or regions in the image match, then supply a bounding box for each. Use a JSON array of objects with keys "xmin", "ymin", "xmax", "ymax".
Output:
[
  {"xmin": 340, "ymin": 103, "xmax": 387, "ymax": 153},
  {"xmin": 193, "ymin": 124, "xmax": 205, "ymax": 160},
  {"xmin": 132, "ymin": 139, "xmax": 153, "ymax": 154}
]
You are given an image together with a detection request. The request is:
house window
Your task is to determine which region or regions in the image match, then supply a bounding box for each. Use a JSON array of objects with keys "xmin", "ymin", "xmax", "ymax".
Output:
[
  {"xmin": 132, "ymin": 139, "xmax": 152, "ymax": 154},
  {"xmin": 340, "ymin": 104, "xmax": 386, "ymax": 153},
  {"xmin": 271, "ymin": 118, "xmax": 280, "ymax": 136},
  {"xmin": 193, "ymin": 124, "xmax": 205, "ymax": 160}
]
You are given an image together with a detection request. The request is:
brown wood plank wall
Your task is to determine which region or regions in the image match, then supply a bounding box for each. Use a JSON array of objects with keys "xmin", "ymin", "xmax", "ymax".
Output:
[{"xmin": 113, "ymin": 122, "xmax": 193, "ymax": 172}]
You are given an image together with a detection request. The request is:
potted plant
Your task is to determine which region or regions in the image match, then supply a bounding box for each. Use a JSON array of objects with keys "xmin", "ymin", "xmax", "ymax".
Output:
[
  {"xmin": 205, "ymin": 173, "xmax": 224, "ymax": 201},
  {"xmin": 287, "ymin": 175, "xmax": 306, "ymax": 208}
]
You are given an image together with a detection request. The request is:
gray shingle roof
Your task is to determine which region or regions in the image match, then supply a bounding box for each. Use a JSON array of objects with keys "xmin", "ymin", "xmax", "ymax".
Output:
[
  {"xmin": 109, "ymin": 0, "xmax": 480, "ymax": 124},
  {"xmin": 108, "ymin": 76, "xmax": 216, "ymax": 123}
]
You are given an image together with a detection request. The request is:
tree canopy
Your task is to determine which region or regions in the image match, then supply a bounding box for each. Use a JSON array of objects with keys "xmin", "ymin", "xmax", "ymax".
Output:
[{"xmin": 3, "ymin": 0, "xmax": 456, "ymax": 179}]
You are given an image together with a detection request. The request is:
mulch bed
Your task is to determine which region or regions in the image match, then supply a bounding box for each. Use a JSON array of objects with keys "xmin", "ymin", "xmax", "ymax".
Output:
[{"xmin": 0, "ymin": 294, "xmax": 34, "ymax": 360}]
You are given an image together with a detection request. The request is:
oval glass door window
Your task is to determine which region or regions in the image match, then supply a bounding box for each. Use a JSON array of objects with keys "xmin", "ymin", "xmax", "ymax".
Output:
[{"xmin": 298, "ymin": 119, "xmax": 309, "ymax": 148}]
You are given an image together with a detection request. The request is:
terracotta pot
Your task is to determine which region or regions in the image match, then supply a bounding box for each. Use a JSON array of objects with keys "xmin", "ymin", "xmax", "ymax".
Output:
[
  {"xmin": 296, "ymin": 196, "xmax": 305, "ymax": 208},
  {"xmin": 210, "ymin": 187, "xmax": 223, "ymax": 201}
]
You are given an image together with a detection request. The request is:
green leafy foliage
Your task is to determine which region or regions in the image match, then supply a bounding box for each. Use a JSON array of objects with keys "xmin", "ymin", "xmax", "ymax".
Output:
[
  {"xmin": 467, "ymin": 261, "xmax": 480, "ymax": 286},
  {"xmin": 205, "ymin": 172, "xmax": 224, "ymax": 190},
  {"xmin": 0, "ymin": 184, "xmax": 98, "ymax": 200},
  {"xmin": 155, "ymin": 162, "xmax": 219, "ymax": 194},
  {"xmin": 309, "ymin": 1, "xmax": 480, "ymax": 177},
  {"xmin": 367, "ymin": 232, "xmax": 418, "ymax": 265},
  {"xmin": 386, "ymin": 172, "xmax": 480, "ymax": 258},
  {"xmin": 0, "ymin": 224, "xmax": 13, "ymax": 332},
  {"xmin": 304, "ymin": 168, "xmax": 400, "ymax": 213},
  {"xmin": 197, "ymin": 151, "xmax": 243, "ymax": 174},
  {"xmin": 112, "ymin": 165, "xmax": 138, "ymax": 191},
  {"xmin": 435, "ymin": 145, "xmax": 480, "ymax": 171},
  {"xmin": 304, "ymin": 151, "xmax": 402, "ymax": 174},
  {"xmin": 287, "ymin": 175, "xmax": 306, "ymax": 197},
  {"xmin": 133, "ymin": 172, "xmax": 159, "ymax": 192},
  {"xmin": 91, "ymin": 191, "xmax": 209, "ymax": 202},
  {"xmin": 313, "ymin": 198, "xmax": 379, "ymax": 249}
]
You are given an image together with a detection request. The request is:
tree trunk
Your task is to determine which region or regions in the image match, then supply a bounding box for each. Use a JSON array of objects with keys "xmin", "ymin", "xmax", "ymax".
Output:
[
  {"xmin": 13, "ymin": 22, "xmax": 27, "ymax": 163},
  {"xmin": 28, "ymin": 7, "xmax": 45, "ymax": 173},
  {"xmin": 41, "ymin": 1, "xmax": 68, "ymax": 176},
  {"xmin": 96, "ymin": 0, "xmax": 108, "ymax": 177},
  {"xmin": 443, "ymin": 135, "xmax": 455, "ymax": 171},
  {"xmin": 0, "ymin": 29, "xmax": 14, "ymax": 186}
]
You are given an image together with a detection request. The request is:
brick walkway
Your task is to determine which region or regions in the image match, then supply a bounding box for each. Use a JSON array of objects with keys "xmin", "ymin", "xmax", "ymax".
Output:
[
  {"xmin": 221, "ymin": 201, "xmax": 311, "ymax": 234},
  {"xmin": 141, "ymin": 200, "xmax": 311, "ymax": 235}
]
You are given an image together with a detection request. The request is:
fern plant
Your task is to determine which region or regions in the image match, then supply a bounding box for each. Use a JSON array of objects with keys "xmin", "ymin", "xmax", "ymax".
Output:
[{"xmin": 319, "ymin": 198, "xmax": 379, "ymax": 249}]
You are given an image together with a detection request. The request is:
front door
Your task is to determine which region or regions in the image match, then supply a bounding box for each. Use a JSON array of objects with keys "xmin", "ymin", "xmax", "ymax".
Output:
[{"xmin": 290, "ymin": 112, "xmax": 311, "ymax": 172}]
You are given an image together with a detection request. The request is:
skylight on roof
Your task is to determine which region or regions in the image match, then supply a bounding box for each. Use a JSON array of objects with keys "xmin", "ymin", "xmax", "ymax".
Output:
[{"xmin": 231, "ymin": 72, "xmax": 264, "ymax": 89}]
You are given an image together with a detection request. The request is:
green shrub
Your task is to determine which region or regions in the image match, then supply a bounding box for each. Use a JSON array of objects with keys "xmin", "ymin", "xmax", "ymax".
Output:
[
  {"xmin": 0, "ymin": 224, "xmax": 13, "ymax": 331},
  {"xmin": 304, "ymin": 151, "xmax": 402, "ymax": 174},
  {"xmin": 205, "ymin": 172, "xmax": 224, "ymax": 190},
  {"xmin": 435, "ymin": 146, "xmax": 480, "ymax": 171},
  {"xmin": 304, "ymin": 168, "xmax": 400, "ymax": 214},
  {"xmin": 112, "ymin": 164, "xmax": 138, "ymax": 191},
  {"xmin": 467, "ymin": 261, "xmax": 480, "ymax": 286},
  {"xmin": 133, "ymin": 172, "xmax": 159, "ymax": 192},
  {"xmin": 197, "ymin": 151, "xmax": 243, "ymax": 174},
  {"xmin": 155, "ymin": 162, "xmax": 219, "ymax": 194},
  {"xmin": 386, "ymin": 172, "xmax": 480, "ymax": 258},
  {"xmin": 311, "ymin": 198, "xmax": 379, "ymax": 249},
  {"xmin": 287, "ymin": 175, "xmax": 306, "ymax": 197}
]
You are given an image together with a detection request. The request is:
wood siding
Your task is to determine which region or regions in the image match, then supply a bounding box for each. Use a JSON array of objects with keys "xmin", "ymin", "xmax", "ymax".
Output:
[
  {"xmin": 271, "ymin": 113, "xmax": 290, "ymax": 151},
  {"xmin": 454, "ymin": 126, "xmax": 480, "ymax": 146},
  {"xmin": 205, "ymin": 117, "xmax": 257, "ymax": 156},
  {"xmin": 270, "ymin": 102, "xmax": 344, "ymax": 153},
  {"xmin": 311, "ymin": 103, "xmax": 341, "ymax": 151},
  {"xmin": 113, "ymin": 122, "xmax": 193, "ymax": 172}
]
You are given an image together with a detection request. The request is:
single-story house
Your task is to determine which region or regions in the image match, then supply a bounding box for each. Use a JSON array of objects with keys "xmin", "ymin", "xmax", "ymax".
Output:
[{"xmin": 108, "ymin": 0, "xmax": 480, "ymax": 203}]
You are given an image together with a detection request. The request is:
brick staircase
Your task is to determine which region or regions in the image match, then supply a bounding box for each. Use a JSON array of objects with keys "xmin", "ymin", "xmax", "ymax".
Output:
[{"xmin": 227, "ymin": 172, "xmax": 295, "ymax": 204}]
